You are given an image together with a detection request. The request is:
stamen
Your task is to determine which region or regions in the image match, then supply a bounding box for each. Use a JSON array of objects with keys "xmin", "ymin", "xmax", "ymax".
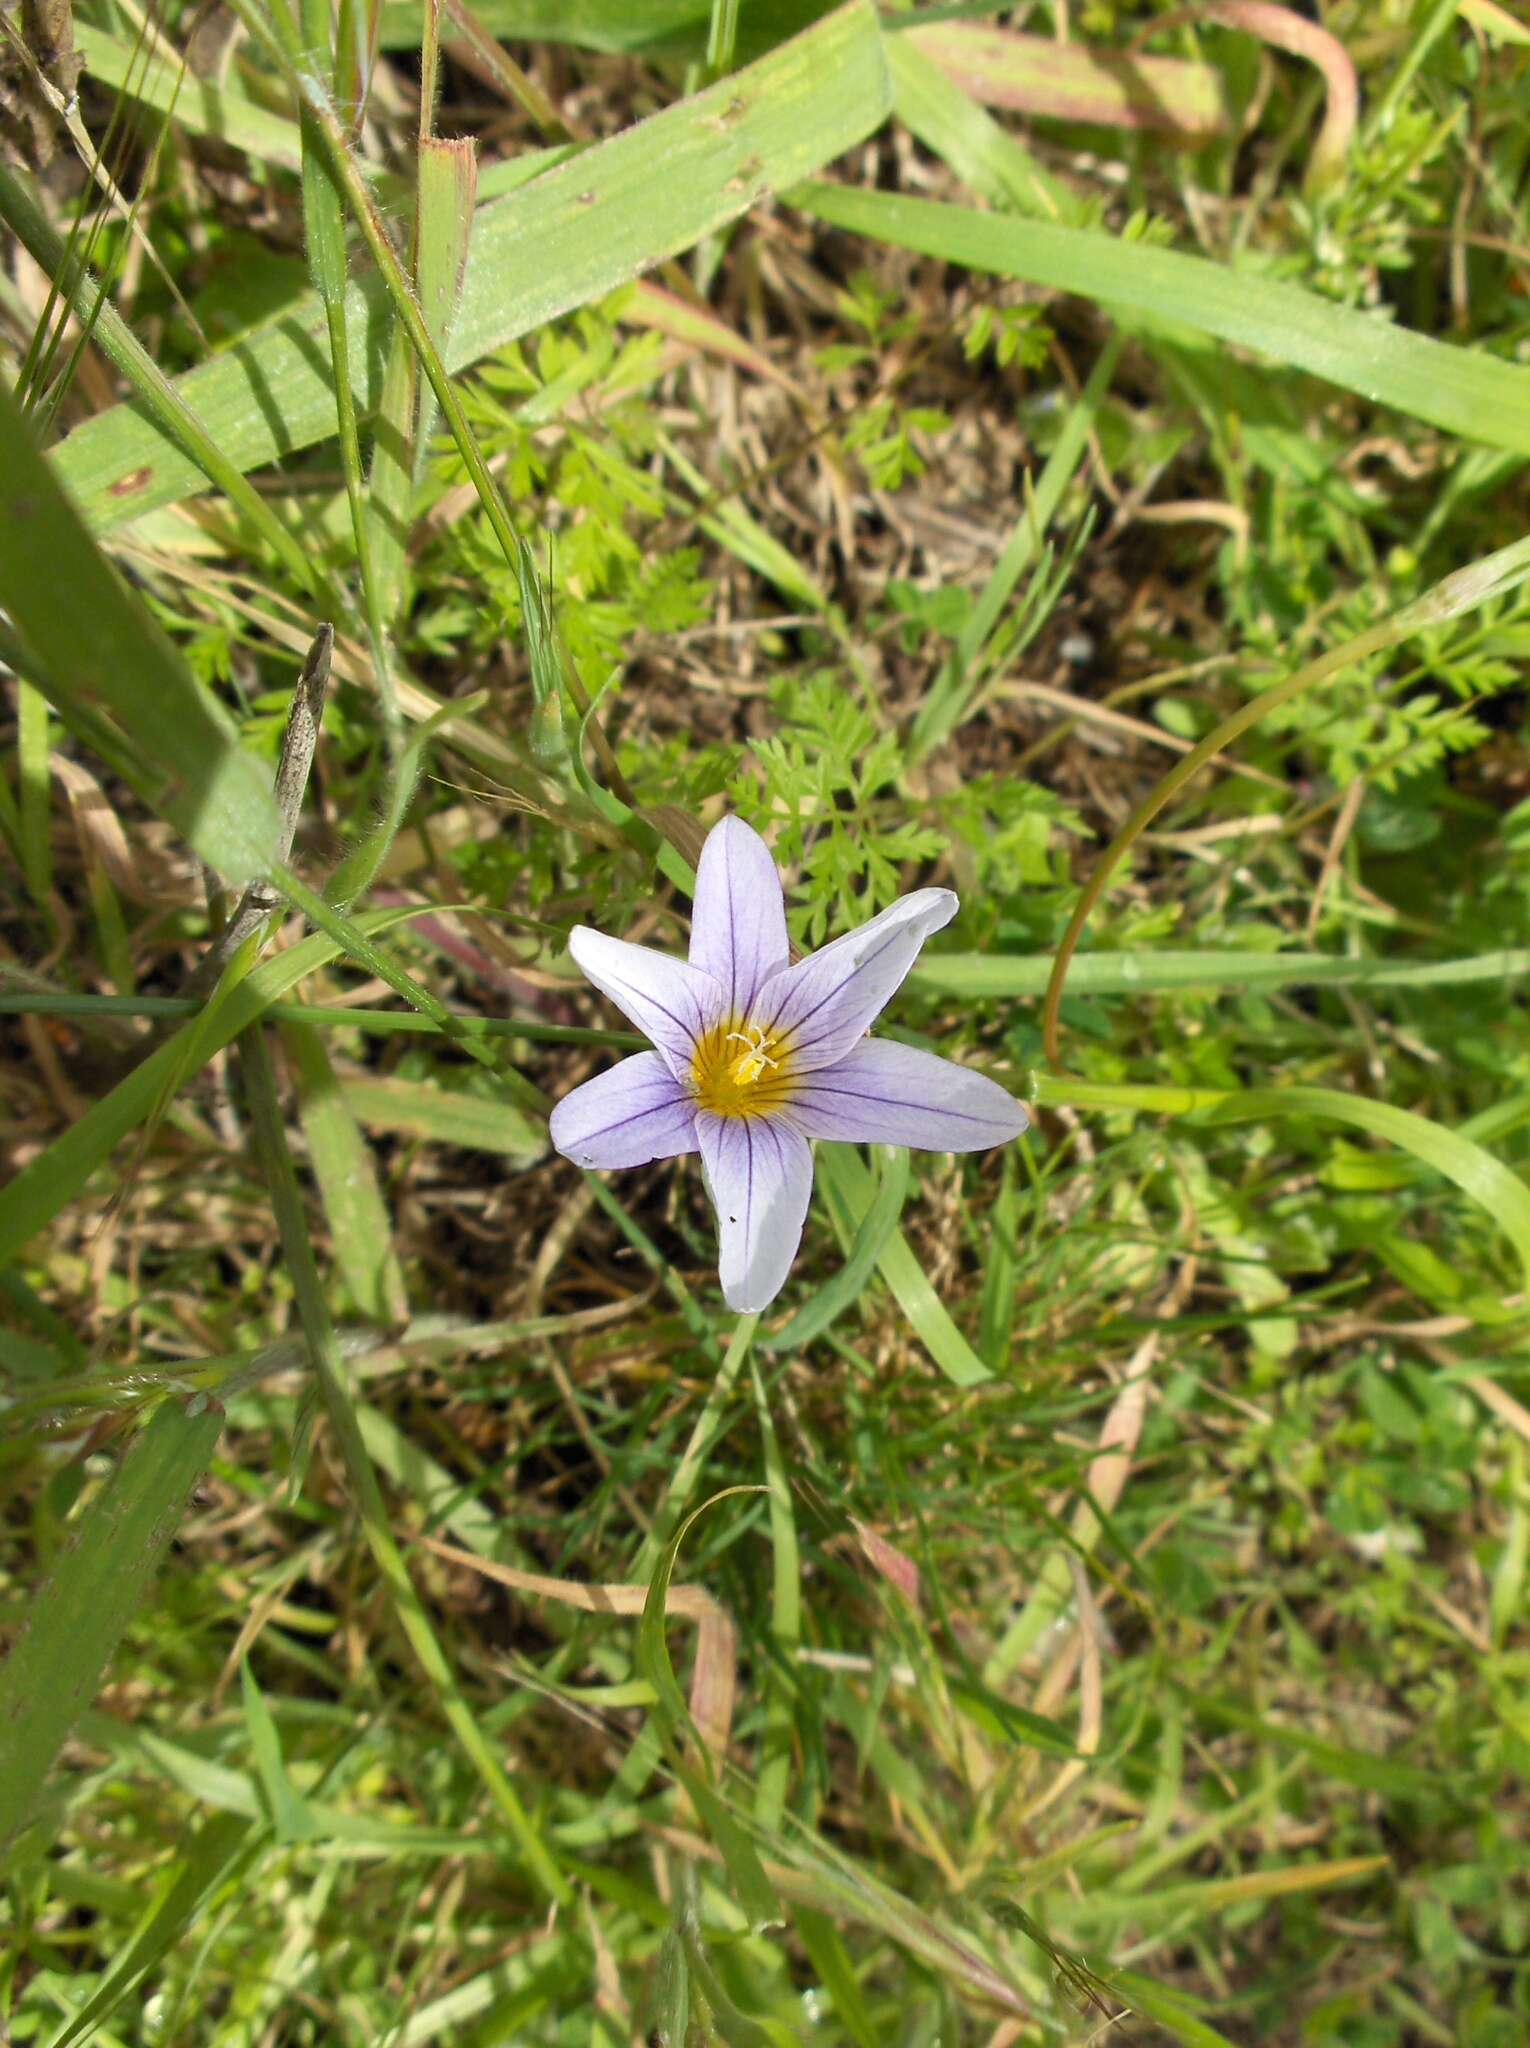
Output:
[
  {"xmin": 725, "ymin": 1026, "xmax": 779, "ymax": 1084},
  {"xmin": 690, "ymin": 1018, "xmax": 796, "ymax": 1118}
]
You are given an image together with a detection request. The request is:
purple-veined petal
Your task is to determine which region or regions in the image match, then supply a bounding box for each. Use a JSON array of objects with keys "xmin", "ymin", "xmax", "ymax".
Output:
[
  {"xmin": 749, "ymin": 889, "xmax": 957, "ymax": 1073},
  {"xmin": 549, "ymin": 1052, "xmax": 700, "ymax": 1170},
  {"xmin": 688, "ymin": 815, "xmax": 790, "ymax": 1017},
  {"xmin": 786, "ymin": 1039, "xmax": 1027, "ymax": 1151},
  {"xmin": 568, "ymin": 927, "xmax": 724, "ymax": 1082},
  {"xmin": 695, "ymin": 1112, "xmax": 814, "ymax": 1314}
]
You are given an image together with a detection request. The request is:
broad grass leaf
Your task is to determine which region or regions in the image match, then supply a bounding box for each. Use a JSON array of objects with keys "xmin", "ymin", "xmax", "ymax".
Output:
[
  {"xmin": 0, "ymin": 1397, "xmax": 224, "ymax": 1856},
  {"xmin": 56, "ymin": 2, "xmax": 891, "ymax": 529},
  {"xmin": 790, "ymin": 184, "xmax": 1530, "ymax": 456},
  {"xmin": 0, "ymin": 375, "xmax": 279, "ymax": 881}
]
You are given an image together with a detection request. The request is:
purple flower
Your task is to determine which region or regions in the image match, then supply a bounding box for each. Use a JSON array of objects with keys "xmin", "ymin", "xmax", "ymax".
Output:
[{"xmin": 549, "ymin": 816, "xmax": 1028, "ymax": 1313}]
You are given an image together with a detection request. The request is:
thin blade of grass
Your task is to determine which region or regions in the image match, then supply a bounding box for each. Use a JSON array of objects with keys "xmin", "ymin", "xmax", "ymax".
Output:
[
  {"xmin": 293, "ymin": 0, "xmax": 399, "ymax": 745},
  {"xmin": 901, "ymin": 20, "xmax": 1233, "ymax": 139},
  {"xmin": 1084, "ymin": 1856, "xmax": 1389, "ymax": 1925},
  {"xmin": 747, "ymin": 1357, "xmax": 799, "ymax": 1832},
  {"xmin": 813, "ymin": 1146, "xmax": 992, "ymax": 1388},
  {"xmin": 16, "ymin": 677, "xmax": 51, "ymax": 912},
  {"xmin": 908, "ymin": 333, "xmax": 1119, "ymax": 762},
  {"xmin": 1095, "ymin": 1972, "xmax": 1241, "ymax": 2048},
  {"xmin": 71, "ymin": 21, "xmax": 305, "ymax": 167},
  {"xmin": 0, "ymin": 1395, "xmax": 225, "ymax": 1856},
  {"xmin": 1037, "ymin": 1074, "xmax": 1530, "ymax": 1296},
  {"xmin": 368, "ymin": 137, "xmax": 477, "ymax": 629},
  {"xmin": 792, "ymin": 1907, "xmax": 879, "ymax": 2048},
  {"xmin": 274, "ymin": 866, "xmax": 544, "ymax": 1099},
  {"xmin": 911, "ymin": 944, "xmax": 1530, "ymax": 1000},
  {"xmin": 789, "ymin": 184, "xmax": 1530, "ymax": 456},
  {"xmin": 239, "ymin": 1661, "xmax": 319, "ymax": 1844},
  {"xmin": 286, "ymin": 1026, "xmax": 411, "ymax": 1324},
  {"xmin": 763, "ymin": 1144, "xmax": 909, "ymax": 1354},
  {"xmin": 340, "ymin": 1072, "xmax": 543, "ymax": 1159},
  {"xmin": 0, "ymin": 990, "xmax": 639, "ymax": 1051},
  {"xmin": 637, "ymin": 1491, "xmax": 780, "ymax": 1929},
  {"xmin": 886, "ymin": 29, "xmax": 1076, "ymax": 222},
  {"xmin": 43, "ymin": 1813, "xmax": 266, "ymax": 2048}
]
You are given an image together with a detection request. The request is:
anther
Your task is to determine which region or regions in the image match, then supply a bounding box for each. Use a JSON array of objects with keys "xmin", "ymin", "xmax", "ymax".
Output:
[{"xmin": 725, "ymin": 1026, "xmax": 778, "ymax": 1084}]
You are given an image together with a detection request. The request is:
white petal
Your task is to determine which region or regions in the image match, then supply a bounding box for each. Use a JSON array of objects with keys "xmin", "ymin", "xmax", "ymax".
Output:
[
  {"xmin": 786, "ymin": 1040, "xmax": 1027, "ymax": 1150},
  {"xmin": 750, "ymin": 890, "xmax": 957, "ymax": 1073},
  {"xmin": 688, "ymin": 815, "xmax": 790, "ymax": 1018},
  {"xmin": 568, "ymin": 927, "xmax": 724, "ymax": 1082},
  {"xmin": 695, "ymin": 1112, "xmax": 814, "ymax": 1314},
  {"xmin": 549, "ymin": 1052, "xmax": 700, "ymax": 1169}
]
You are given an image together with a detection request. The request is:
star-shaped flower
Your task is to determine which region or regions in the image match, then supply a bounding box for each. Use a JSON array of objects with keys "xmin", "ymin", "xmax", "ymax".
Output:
[{"xmin": 550, "ymin": 816, "xmax": 1027, "ymax": 1312}]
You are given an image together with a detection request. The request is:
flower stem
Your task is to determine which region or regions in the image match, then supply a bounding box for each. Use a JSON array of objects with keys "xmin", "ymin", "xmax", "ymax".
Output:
[{"xmin": 635, "ymin": 1313, "xmax": 758, "ymax": 1579}]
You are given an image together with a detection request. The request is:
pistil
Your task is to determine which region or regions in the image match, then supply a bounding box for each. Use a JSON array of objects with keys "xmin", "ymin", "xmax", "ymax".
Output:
[{"xmin": 691, "ymin": 1018, "xmax": 796, "ymax": 1119}]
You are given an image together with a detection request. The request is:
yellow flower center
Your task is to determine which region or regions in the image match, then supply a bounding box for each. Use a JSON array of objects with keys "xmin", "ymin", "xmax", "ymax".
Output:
[{"xmin": 690, "ymin": 1018, "xmax": 797, "ymax": 1120}]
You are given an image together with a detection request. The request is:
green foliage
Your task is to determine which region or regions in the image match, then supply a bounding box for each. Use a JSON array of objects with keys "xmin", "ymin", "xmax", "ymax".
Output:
[{"xmin": 6, "ymin": 3, "xmax": 1530, "ymax": 2044}]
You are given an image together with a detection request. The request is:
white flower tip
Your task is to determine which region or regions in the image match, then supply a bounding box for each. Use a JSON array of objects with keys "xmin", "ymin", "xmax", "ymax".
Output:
[
  {"xmin": 707, "ymin": 813, "xmax": 769, "ymax": 853},
  {"xmin": 723, "ymin": 1273, "xmax": 784, "ymax": 1313}
]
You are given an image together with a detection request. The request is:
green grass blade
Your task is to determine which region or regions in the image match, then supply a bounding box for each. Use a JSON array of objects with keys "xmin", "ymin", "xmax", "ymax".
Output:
[
  {"xmin": 71, "ymin": 21, "xmax": 305, "ymax": 166},
  {"xmin": 0, "ymin": 908, "xmax": 420, "ymax": 1269},
  {"xmin": 764, "ymin": 1145, "xmax": 910, "ymax": 1354},
  {"xmin": 0, "ymin": 164, "xmax": 328, "ymax": 603},
  {"xmin": 747, "ymin": 1356, "xmax": 799, "ymax": 1832},
  {"xmin": 274, "ymin": 866, "xmax": 542, "ymax": 1095},
  {"xmin": 16, "ymin": 677, "xmax": 52, "ymax": 912},
  {"xmin": 1038, "ymin": 1075, "xmax": 1530, "ymax": 1296},
  {"xmin": 911, "ymin": 944, "xmax": 1530, "ymax": 1001},
  {"xmin": 238, "ymin": 1026, "xmax": 572, "ymax": 1904},
  {"xmin": 1096, "ymin": 1971, "xmax": 1241, "ymax": 2048},
  {"xmin": 292, "ymin": 0, "xmax": 400, "ymax": 745},
  {"xmin": 792, "ymin": 1906, "xmax": 880, "ymax": 2048},
  {"xmin": 414, "ymin": 134, "xmax": 479, "ymax": 424},
  {"xmin": 0, "ymin": 372, "xmax": 281, "ymax": 883},
  {"xmin": 367, "ymin": 138, "xmax": 477, "ymax": 631},
  {"xmin": 790, "ymin": 183, "xmax": 1530, "ymax": 455},
  {"xmin": 886, "ymin": 28, "xmax": 1075, "ymax": 222},
  {"xmin": 0, "ymin": 1395, "xmax": 225, "ymax": 1856},
  {"xmin": 1208, "ymin": 1086, "xmax": 1530, "ymax": 1294},
  {"xmin": 55, "ymin": 1, "xmax": 891, "ymax": 530},
  {"xmin": 638, "ymin": 1494, "xmax": 781, "ymax": 1931},
  {"xmin": 908, "ymin": 333, "xmax": 1118, "ymax": 762},
  {"xmin": 239, "ymin": 1660, "xmax": 319, "ymax": 1844},
  {"xmin": 339, "ymin": 1074, "xmax": 544, "ymax": 1160},
  {"xmin": 286, "ymin": 1026, "xmax": 411, "ymax": 1324},
  {"xmin": 0, "ymin": 989, "xmax": 640, "ymax": 1050},
  {"xmin": 813, "ymin": 1147, "xmax": 992, "ymax": 1387},
  {"xmin": 44, "ymin": 1813, "xmax": 265, "ymax": 2048}
]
